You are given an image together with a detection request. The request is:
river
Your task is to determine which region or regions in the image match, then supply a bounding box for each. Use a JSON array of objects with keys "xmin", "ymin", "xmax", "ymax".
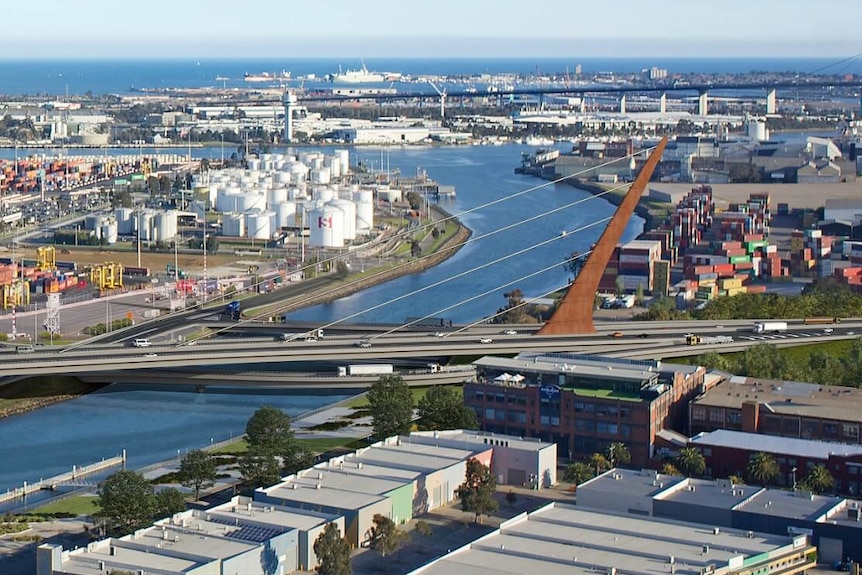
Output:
[{"xmin": 0, "ymin": 143, "xmax": 643, "ymax": 494}]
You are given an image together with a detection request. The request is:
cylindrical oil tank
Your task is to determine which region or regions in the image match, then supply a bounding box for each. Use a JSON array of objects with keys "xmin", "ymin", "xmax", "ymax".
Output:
[
  {"xmin": 223, "ymin": 213, "xmax": 245, "ymax": 237},
  {"xmin": 137, "ymin": 211, "xmax": 154, "ymax": 241},
  {"xmin": 274, "ymin": 171, "xmax": 292, "ymax": 185},
  {"xmin": 154, "ymin": 211, "xmax": 177, "ymax": 242},
  {"xmin": 309, "ymin": 205, "xmax": 344, "ymax": 248},
  {"xmin": 328, "ymin": 199, "xmax": 356, "ymax": 241},
  {"xmin": 246, "ymin": 211, "xmax": 272, "ymax": 240},
  {"xmin": 335, "ymin": 149, "xmax": 350, "ymax": 174},
  {"xmin": 289, "ymin": 162, "xmax": 308, "ymax": 182},
  {"xmin": 114, "ymin": 208, "xmax": 134, "ymax": 235},
  {"xmin": 309, "ymin": 156, "xmax": 324, "ymax": 170},
  {"xmin": 216, "ymin": 187, "xmax": 241, "ymax": 212},
  {"xmin": 247, "ymin": 158, "xmax": 261, "ymax": 171},
  {"xmin": 189, "ymin": 200, "xmax": 206, "ymax": 221},
  {"xmin": 84, "ymin": 214, "xmax": 106, "ymax": 231},
  {"xmin": 310, "ymin": 168, "xmax": 331, "ymax": 185},
  {"xmin": 289, "ymin": 184, "xmax": 309, "ymax": 201},
  {"xmin": 355, "ymin": 189, "xmax": 374, "ymax": 232},
  {"xmin": 325, "ymin": 156, "xmax": 342, "ymax": 178},
  {"xmin": 267, "ymin": 187, "xmax": 288, "ymax": 207},
  {"xmin": 275, "ymin": 201, "xmax": 297, "ymax": 228},
  {"xmin": 100, "ymin": 222, "xmax": 119, "ymax": 245},
  {"xmin": 314, "ymin": 186, "xmax": 335, "ymax": 203}
]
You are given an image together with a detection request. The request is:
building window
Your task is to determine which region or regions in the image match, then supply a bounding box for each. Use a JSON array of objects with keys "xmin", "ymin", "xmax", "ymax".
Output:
[
  {"xmin": 843, "ymin": 424, "xmax": 860, "ymax": 442},
  {"xmin": 485, "ymin": 408, "xmax": 495, "ymax": 420},
  {"xmin": 727, "ymin": 412, "xmax": 741, "ymax": 425},
  {"xmin": 823, "ymin": 423, "xmax": 839, "ymax": 439},
  {"xmin": 620, "ymin": 424, "xmax": 631, "ymax": 438},
  {"xmin": 709, "ymin": 409, "xmax": 724, "ymax": 423},
  {"xmin": 574, "ymin": 402, "xmax": 585, "ymax": 412}
]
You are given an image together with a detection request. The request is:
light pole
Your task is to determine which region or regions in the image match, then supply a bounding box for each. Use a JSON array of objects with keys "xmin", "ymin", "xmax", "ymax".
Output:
[{"xmin": 791, "ymin": 467, "xmax": 797, "ymax": 491}]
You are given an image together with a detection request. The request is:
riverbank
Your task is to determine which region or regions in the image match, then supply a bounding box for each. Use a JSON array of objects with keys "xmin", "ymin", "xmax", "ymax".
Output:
[
  {"xmin": 0, "ymin": 377, "xmax": 105, "ymax": 420},
  {"xmin": 569, "ymin": 179, "xmax": 670, "ymax": 232}
]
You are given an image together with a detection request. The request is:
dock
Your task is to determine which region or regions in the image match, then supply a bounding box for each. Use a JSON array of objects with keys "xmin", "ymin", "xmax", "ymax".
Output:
[{"xmin": 0, "ymin": 451, "xmax": 126, "ymax": 506}]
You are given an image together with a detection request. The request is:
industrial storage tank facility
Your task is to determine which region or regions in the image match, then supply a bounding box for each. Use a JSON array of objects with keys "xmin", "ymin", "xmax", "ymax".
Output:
[
  {"xmin": 114, "ymin": 208, "xmax": 134, "ymax": 235},
  {"xmin": 354, "ymin": 188, "xmax": 374, "ymax": 233},
  {"xmin": 223, "ymin": 213, "xmax": 245, "ymax": 237},
  {"xmin": 246, "ymin": 211, "xmax": 273, "ymax": 240},
  {"xmin": 309, "ymin": 205, "xmax": 345, "ymax": 248}
]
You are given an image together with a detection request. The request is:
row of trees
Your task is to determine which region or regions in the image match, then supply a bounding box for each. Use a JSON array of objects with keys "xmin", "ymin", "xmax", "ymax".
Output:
[
  {"xmin": 562, "ymin": 442, "xmax": 632, "ymax": 485},
  {"xmin": 367, "ymin": 375, "xmax": 478, "ymax": 440},
  {"xmin": 695, "ymin": 339, "xmax": 862, "ymax": 388}
]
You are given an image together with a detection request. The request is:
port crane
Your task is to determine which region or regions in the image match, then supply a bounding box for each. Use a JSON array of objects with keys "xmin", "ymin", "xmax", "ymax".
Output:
[{"xmin": 427, "ymin": 80, "xmax": 447, "ymax": 120}]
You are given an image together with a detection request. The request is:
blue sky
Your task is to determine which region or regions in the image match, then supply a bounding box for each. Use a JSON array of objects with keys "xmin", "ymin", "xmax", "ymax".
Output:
[{"xmin": 4, "ymin": 0, "xmax": 858, "ymax": 58}]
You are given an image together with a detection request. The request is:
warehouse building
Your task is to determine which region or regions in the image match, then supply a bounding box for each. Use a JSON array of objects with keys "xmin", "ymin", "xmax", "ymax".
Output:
[{"xmin": 406, "ymin": 503, "xmax": 815, "ymax": 575}]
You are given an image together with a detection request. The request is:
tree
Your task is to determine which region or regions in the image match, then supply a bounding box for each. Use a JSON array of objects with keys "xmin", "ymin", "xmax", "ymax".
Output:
[
  {"xmin": 178, "ymin": 449, "xmax": 217, "ymax": 501},
  {"xmin": 413, "ymin": 520, "xmax": 432, "ymax": 551},
  {"xmin": 675, "ymin": 448, "xmax": 706, "ymax": 477},
  {"xmin": 154, "ymin": 488, "xmax": 186, "ymax": 519},
  {"xmin": 417, "ymin": 386, "xmax": 478, "ymax": 431},
  {"xmin": 800, "ymin": 465, "xmax": 834, "ymax": 494},
  {"xmin": 563, "ymin": 251, "xmax": 586, "ymax": 280},
  {"xmin": 335, "ymin": 260, "xmax": 349, "ymax": 279},
  {"xmin": 456, "ymin": 458, "xmax": 498, "ymax": 523},
  {"xmin": 661, "ymin": 463, "xmax": 682, "ymax": 476},
  {"xmin": 563, "ymin": 461, "xmax": 594, "ymax": 485},
  {"xmin": 606, "ymin": 442, "xmax": 631, "ymax": 468},
  {"xmin": 367, "ymin": 374, "xmax": 414, "ymax": 439},
  {"xmin": 238, "ymin": 449, "xmax": 282, "ymax": 490},
  {"xmin": 367, "ymin": 513, "xmax": 408, "ymax": 558},
  {"xmin": 313, "ymin": 522, "xmax": 352, "ymax": 575},
  {"xmin": 98, "ymin": 470, "xmax": 156, "ymax": 535},
  {"xmin": 245, "ymin": 405, "xmax": 306, "ymax": 474},
  {"xmin": 747, "ymin": 452, "xmax": 779, "ymax": 486},
  {"xmin": 588, "ymin": 453, "xmax": 610, "ymax": 476}
]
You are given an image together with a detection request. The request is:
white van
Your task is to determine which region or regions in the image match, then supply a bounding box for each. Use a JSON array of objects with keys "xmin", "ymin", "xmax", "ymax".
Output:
[{"xmin": 132, "ymin": 338, "xmax": 152, "ymax": 348}]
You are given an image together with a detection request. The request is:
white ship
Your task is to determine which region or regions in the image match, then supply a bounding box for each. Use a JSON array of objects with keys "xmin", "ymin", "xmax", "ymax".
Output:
[
  {"xmin": 244, "ymin": 70, "xmax": 291, "ymax": 83},
  {"xmin": 329, "ymin": 63, "xmax": 398, "ymax": 84}
]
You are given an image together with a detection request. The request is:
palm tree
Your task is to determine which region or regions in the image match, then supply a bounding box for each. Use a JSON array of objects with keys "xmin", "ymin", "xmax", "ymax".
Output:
[
  {"xmin": 588, "ymin": 453, "xmax": 610, "ymax": 476},
  {"xmin": 675, "ymin": 448, "xmax": 706, "ymax": 477},
  {"xmin": 563, "ymin": 462, "xmax": 594, "ymax": 485},
  {"xmin": 800, "ymin": 465, "xmax": 834, "ymax": 494},
  {"xmin": 747, "ymin": 452, "xmax": 779, "ymax": 486},
  {"xmin": 661, "ymin": 463, "xmax": 682, "ymax": 476},
  {"xmin": 607, "ymin": 442, "xmax": 631, "ymax": 468}
]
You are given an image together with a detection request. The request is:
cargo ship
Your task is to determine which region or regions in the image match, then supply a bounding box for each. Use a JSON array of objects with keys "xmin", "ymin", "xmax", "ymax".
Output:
[{"xmin": 328, "ymin": 63, "xmax": 400, "ymax": 84}]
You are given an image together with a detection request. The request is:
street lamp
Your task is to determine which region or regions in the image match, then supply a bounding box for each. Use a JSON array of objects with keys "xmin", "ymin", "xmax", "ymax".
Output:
[{"xmin": 791, "ymin": 467, "xmax": 797, "ymax": 491}]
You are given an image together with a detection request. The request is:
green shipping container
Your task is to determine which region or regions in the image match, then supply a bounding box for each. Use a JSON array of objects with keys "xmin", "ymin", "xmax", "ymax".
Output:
[{"xmin": 729, "ymin": 255, "xmax": 751, "ymax": 264}]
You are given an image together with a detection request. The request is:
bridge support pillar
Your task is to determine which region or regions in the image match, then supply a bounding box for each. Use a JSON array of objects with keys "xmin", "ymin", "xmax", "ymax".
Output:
[
  {"xmin": 659, "ymin": 93, "xmax": 667, "ymax": 114},
  {"xmin": 538, "ymin": 137, "xmax": 668, "ymax": 335},
  {"xmin": 766, "ymin": 89, "xmax": 777, "ymax": 115},
  {"xmin": 619, "ymin": 94, "xmax": 626, "ymax": 114},
  {"xmin": 698, "ymin": 91, "xmax": 708, "ymax": 116}
]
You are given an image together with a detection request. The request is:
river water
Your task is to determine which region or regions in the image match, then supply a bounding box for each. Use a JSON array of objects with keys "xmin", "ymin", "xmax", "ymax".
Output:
[{"xmin": 0, "ymin": 143, "xmax": 643, "ymax": 494}]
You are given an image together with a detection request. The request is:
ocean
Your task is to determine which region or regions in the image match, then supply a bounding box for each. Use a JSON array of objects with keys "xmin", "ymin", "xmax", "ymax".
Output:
[{"xmin": 1, "ymin": 57, "xmax": 859, "ymax": 96}]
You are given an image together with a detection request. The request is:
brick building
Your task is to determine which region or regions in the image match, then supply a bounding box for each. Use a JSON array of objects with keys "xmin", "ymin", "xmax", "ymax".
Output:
[{"xmin": 464, "ymin": 353, "xmax": 706, "ymax": 467}]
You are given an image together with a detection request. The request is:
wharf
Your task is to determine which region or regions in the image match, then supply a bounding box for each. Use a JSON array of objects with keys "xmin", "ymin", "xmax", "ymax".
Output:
[{"xmin": 0, "ymin": 452, "xmax": 126, "ymax": 507}]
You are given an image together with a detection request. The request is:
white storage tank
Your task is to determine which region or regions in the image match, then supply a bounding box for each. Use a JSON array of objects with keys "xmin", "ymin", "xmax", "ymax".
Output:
[
  {"xmin": 223, "ymin": 213, "xmax": 245, "ymax": 237},
  {"xmin": 274, "ymin": 171, "xmax": 291, "ymax": 185},
  {"xmin": 100, "ymin": 222, "xmax": 119, "ymax": 245},
  {"xmin": 114, "ymin": 208, "xmax": 134, "ymax": 235},
  {"xmin": 189, "ymin": 200, "xmax": 207, "ymax": 222},
  {"xmin": 154, "ymin": 211, "xmax": 178, "ymax": 243},
  {"xmin": 355, "ymin": 189, "xmax": 374, "ymax": 233},
  {"xmin": 314, "ymin": 186, "xmax": 335, "ymax": 203},
  {"xmin": 246, "ymin": 211, "xmax": 273, "ymax": 240},
  {"xmin": 335, "ymin": 149, "xmax": 350, "ymax": 174},
  {"xmin": 309, "ymin": 205, "xmax": 344, "ymax": 248},
  {"xmin": 328, "ymin": 198, "xmax": 356, "ymax": 241},
  {"xmin": 247, "ymin": 158, "xmax": 261, "ymax": 171},
  {"xmin": 289, "ymin": 162, "xmax": 308, "ymax": 183},
  {"xmin": 310, "ymin": 168, "xmax": 331, "ymax": 185},
  {"xmin": 267, "ymin": 187, "xmax": 288, "ymax": 208},
  {"xmin": 325, "ymin": 156, "xmax": 342, "ymax": 178},
  {"xmin": 137, "ymin": 211, "xmax": 155, "ymax": 241},
  {"xmin": 216, "ymin": 186, "xmax": 242, "ymax": 212},
  {"xmin": 236, "ymin": 192, "xmax": 265, "ymax": 213},
  {"xmin": 85, "ymin": 214, "xmax": 106, "ymax": 231},
  {"xmin": 275, "ymin": 201, "xmax": 297, "ymax": 228}
]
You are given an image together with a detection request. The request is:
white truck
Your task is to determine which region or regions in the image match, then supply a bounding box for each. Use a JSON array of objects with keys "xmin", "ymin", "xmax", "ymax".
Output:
[
  {"xmin": 686, "ymin": 334, "xmax": 734, "ymax": 346},
  {"xmin": 337, "ymin": 364, "xmax": 394, "ymax": 377},
  {"xmin": 752, "ymin": 321, "xmax": 788, "ymax": 334}
]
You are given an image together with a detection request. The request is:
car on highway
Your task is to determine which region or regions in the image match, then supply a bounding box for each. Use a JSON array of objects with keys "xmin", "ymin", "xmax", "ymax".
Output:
[
  {"xmin": 478, "ymin": 337, "xmax": 493, "ymax": 344},
  {"xmin": 638, "ymin": 333, "xmax": 650, "ymax": 338},
  {"xmin": 143, "ymin": 353, "xmax": 158, "ymax": 358},
  {"xmin": 356, "ymin": 340, "xmax": 372, "ymax": 348},
  {"xmin": 304, "ymin": 337, "xmax": 318, "ymax": 342},
  {"xmin": 132, "ymin": 338, "xmax": 152, "ymax": 348},
  {"xmin": 432, "ymin": 332, "xmax": 446, "ymax": 337},
  {"xmin": 501, "ymin": 329, "xmax": 518, "ymax": 335},
  {"xmin": 609, "ymin": 332, "xmax": 624, "ymax": 338},
  {"xmin": 823, "ymin": 328, "xmax": 834, "ymax": 334}
]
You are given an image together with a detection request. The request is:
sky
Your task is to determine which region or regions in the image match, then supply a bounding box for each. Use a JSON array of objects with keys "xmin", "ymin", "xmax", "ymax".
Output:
[{"xmin": 2, "ymin": 0, "xmax": 859, "ymax": 59}]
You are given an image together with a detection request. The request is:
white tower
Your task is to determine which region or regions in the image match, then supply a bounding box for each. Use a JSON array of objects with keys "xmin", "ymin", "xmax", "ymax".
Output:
[{"xmin": 283, "ymin": 91, "xmax": 298, "ymax": 143}]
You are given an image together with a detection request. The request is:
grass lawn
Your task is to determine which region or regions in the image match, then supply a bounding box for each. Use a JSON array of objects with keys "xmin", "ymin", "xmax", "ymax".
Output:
[
  {"xmin": 678, "ymin": 339, "xmax": 855, "ymax": 366},
  {"xmin": 210, "ymin": 436, "xmax": 366, "ymax": 456},
  {"xmin": 26, "ymin": 496, "xmax": 100, "ymax": 517},
  {"xmin": 341, "ymin": 385, "xmax": 462, "ymax": 410},
  {"xmin": 567, "ymin": 387, "xmax": 642, "ymax": 401}
]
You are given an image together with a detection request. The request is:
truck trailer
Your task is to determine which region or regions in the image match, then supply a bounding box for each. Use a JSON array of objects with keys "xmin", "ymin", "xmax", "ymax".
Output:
[
  {"xmin": 686, "ymin": 334, "xmax": 734, "ymax": 346},
  {"xmin": 752, "ymin": 321, "xmax": 788, "ymax": 334},
  {"xmin": 337, "ymin": 364, "xmax": 395, "ymax": 377}
]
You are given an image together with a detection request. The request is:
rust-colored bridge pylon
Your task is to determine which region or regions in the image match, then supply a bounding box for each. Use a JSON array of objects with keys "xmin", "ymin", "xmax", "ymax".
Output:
[{"xmin": 538, "ymin": 137, "xmax": 668, "ymax": 335}]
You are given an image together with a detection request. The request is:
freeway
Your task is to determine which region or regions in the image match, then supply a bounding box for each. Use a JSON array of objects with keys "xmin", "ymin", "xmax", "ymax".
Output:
[{"xmin": 4, "ymin": 317, "xmax": 861, "ymax": 381}]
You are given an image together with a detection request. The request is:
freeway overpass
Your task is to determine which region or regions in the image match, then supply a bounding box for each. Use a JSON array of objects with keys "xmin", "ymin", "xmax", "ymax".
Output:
[{"xmin": 5, "ymin": 318, "xmax": 860, "ymax": 386}]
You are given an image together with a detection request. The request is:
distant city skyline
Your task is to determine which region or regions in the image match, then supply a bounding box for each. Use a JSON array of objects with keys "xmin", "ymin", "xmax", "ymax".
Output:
[{"xmin": 1, "ymin": 0, "xmax": 858, "ymax": 59}]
